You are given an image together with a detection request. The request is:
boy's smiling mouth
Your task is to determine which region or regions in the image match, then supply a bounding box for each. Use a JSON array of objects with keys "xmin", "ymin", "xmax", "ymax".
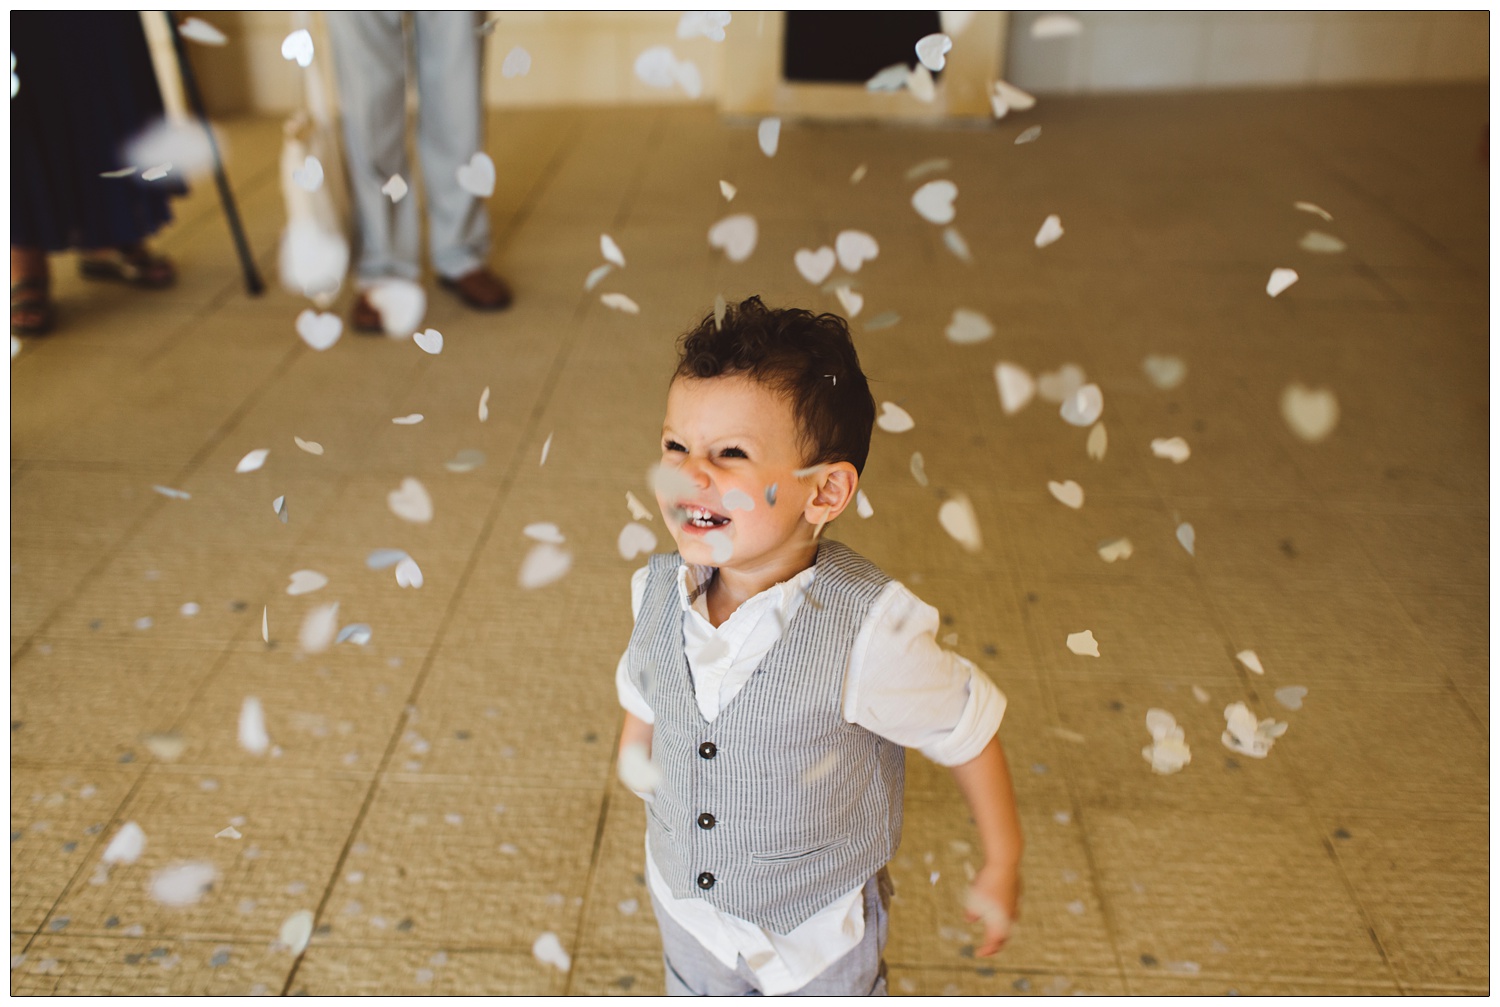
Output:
[{"xmin": 677, "ymin": 503, "xmax": 732, "ymax": 532}]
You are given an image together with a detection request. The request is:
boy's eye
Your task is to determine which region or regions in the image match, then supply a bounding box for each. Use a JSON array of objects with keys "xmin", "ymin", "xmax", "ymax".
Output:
[
  {"xmin": 720, "ymin": 447, "xmax": 748, "ymax": 459},
  {"xmin": 663, "ymin": 439, "xmax": 686, "ymax": 453}
]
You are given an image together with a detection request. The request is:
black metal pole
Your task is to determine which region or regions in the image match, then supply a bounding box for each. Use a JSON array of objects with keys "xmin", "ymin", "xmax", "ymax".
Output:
[{"xmin": 163, "ymin": 12, "xmax": 264, "ymax": 296}]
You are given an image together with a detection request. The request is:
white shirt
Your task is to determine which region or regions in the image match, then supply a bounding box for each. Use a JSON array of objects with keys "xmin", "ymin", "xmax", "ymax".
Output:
[{"xmin": 615, "ymin": 560, "xmax": 1007, "ymax": 996}]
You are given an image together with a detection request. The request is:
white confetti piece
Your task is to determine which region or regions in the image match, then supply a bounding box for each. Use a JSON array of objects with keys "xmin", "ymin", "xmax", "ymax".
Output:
[
  {"xmin": 794, "ymin": 246, "xmax": 836, "ymax": 285},
  {"xmin": 141, "ymin": 163, "xmax": 172, "ymax": 182},
  {"xmin": 600, "ymin": 234, "xmax": 626, "ymax": 268},
  {"xmin": 1176, "ymin": 522, "xmax": 1196, "ymax": 555},
  {"xmin": 366, "ymin": 278, "xmax": 426, "ymax": 336},
  {"xmin": 413, "ymin": 327, "xmax": 443, "ymax": 354},
  {"xmin": 294, "ymin": 309, "xmax": 341, "ymax": 351},
  {"xmin": 98, "ymin": 166, "xmax": 137, "ymax": 179},
  {"xmin": 1097, "ymin": 537, "xmax": 1133, "ymax": 562},
  {"xmin": 1274, "ymin": 685, "xmax": 1308, "ymax": 711},
  {"xmin": 909, "ymin": 452, "xmax": 928, "ymax": 486},
  {"xmin": 1032, "ymin": 12, "xmax": 1083, "ymax": 38},
  {"xmin": 945, "ymin": 308, "xmax": 993, "ymax": 344},
  {"xmin": 834, "ymin": 229, "xmax": 878, "ymax": 272},
  {"xmin": 600, "ymin": 292, "xmax": 639, "ymax": 314},
  {"xmin": 294, "ymin": 436, "xmax": 323, "ymax": 455},
  {"xmin": 444, "ymin": 448, "xmax": 484, "ymax": 473},
  {"xmin": 617, "ymin": 522, "xmax": 657, "ymax": 560},
  {"xmin": 625, "ymin": 491, "xmax": 654, "ymax": 522},
  {"xmin": 524, "ymin": 522, "xmax": 566, "ymax": 544},
  {"xmin": 1015, "ymin": 125, "xmax": 1042, "ymax": 144},
  {"xmin": 876, "ymin": 402, "xmax": 915, "ymax": 433},
  {"xmin": 519, "ymin": 543, "xmax": 572, "ymax": 589},
  {"xmin": 152, "ymin": 485, "xmax": 191, "ymax": 500},
  {"xmin": 942, "ymin": 226, "xmax": 972, "ymax": 262},
  {"xmin": 478, "ymin": 386, "xmax": 491, "ymax": 421},
  {"xmin": 281, "ymin": 29, "xmax": 314, "ymax": 66},
  {"xmin": 850, "ymin": 163, "xmax": 868, "ymax": 184},
  {"xmin": 713, "ymin": 293, "xmax": 727, "ymax": 330},
  {"xmin": 299, "ymin": 602, "xmax": 339, "ymax": 654},
  {"xmin": 532, "ymin": 932, "xmax": 571, "ymax": 973},
  {"xmin": 1221, "ymin": 701, "xmax": 1287, "ymax": 759},
  {"xmin": 907, "ymin": 63, "xmax": 935, "ymax": 102},
  {"xmin": 285, "ymin": 570, "xmax": 327, "ymax": 596},
  {"xmin": 273, "ymin": 494, "xmax": 288, "ymax": 523},
  {"xmin": 993, "ymin": 78, "xmax": 1036, "ymax": 113},
  {"xmin": 719, "ymin": 179, "xmax": 736, "ymax": 201},
  {"xmin": 278, "ymin": 910, "xmax": 314, "ymax": 955},
  {"xmin": 180, "ymin": 602, "xmax": 199, "ymax": 616},
  {"xmin": 394, "ymin": 557, "xmax": 423, "ymax": 589},
  {"xmin": 1034, "ymin": 214, "xmax": 1064, "ymax": 248},
  {"xmin": 1151, "ymin": 437, "xmax": 1191, "ymax": 463},
  {"xmin": 235, "ymin": 449, "xmax": 269, "ymax": 474},
  {"xmin": 721, "ymin": 489, "xmax": 756, "ymax": 512},
  {"xmin": 367, "ymin": 548, "xmax": 409, "ymax": 570},
  {"xmin": 292, "ymin": 155, "xmax": 323, "ymax": 192},
  {"xmin": 1086, "ymin": 422, "xmax": 1108, "ymax": 460},
  {"xmin": 1280, "ymin": 383, "xmax": 1339, "ymax": 442},
  {"xmin": 855, "ymin": 490, "xmax": 873, "ymax": 518},
  {"xmin": 834, "ymin": 286, "xmax": 864, "ymax": 318},
  {"xmin": 708, "ymin": 213, "xmax": 758, "ymax": 262},
  {"xmin": 915, "ymin": 32, "xmax": 952, "ymax": 71},
  {"xmin": 1266, "ymin": 267, "xmax": 1298, "ymax": 297},
  {"xmin": 1294, "ymin": 201, "xmax": 1333, "ymax": 221},
  {"xmin": 1142, "ymin": 354, "xmax": 1186, "ymax": 390},
  {"xmin": 381, "ymin": 174, "xmax": 407, "ymax": 202},
  {"xmin": 994, "ymin": 362, "xmax": 1035, "ymax": 415},
  {"xmin": 865, "ymin": 63, "xmax": 907, "ymax": 91},
  {"xmin": 678, "ymin": 10, "xmax": 731, "ymax": 40},
  {"xmin": 540, "ymin": 432, "xmax": 554, "ymax": 465},
  {"xmin": 102, "ymin": 821, "xmax": 146, "ymax": 865},
  {"xmin": 757, "ymin": 117, "xmax": 781, "ymax": 157},
  {"xmin": 239, "ymin": 697, "xmax": 269, "ymax": 754},
  {"xmin": 1048, "ymin": 480, "xmax": 1084, "ymax": 509},
  {"xmin": 1236, "ymin": 649, "xmax": 1264, "ymax": 675},
  {"xmin": 938, "ymin": 495, "xmax": 982, "ymax": 552},
  {"xmin": 617, "ymin": 898, "xmax": 639, "ymax": 915},
  {"xmin": 391, "ymin": 414, "xmax": 423, "ymax": 425},
  {"xmin": 704, "ymin": 529, "xmax": 734, "ymax": 564},
  {"xmin": 1059, "ymin": 384, "xmax": 1103, "ymax": 427},
  {"xmin": 1066, "ymin": 630, "xmax": 1099, "ymax": 657},
  {"xmin": 617, "ymin": 741, "xmax": 662, "ymax": 794},
  {"xmin": 150, "ymin": 862, "xmax": 218, "ymax": 907},
  {"xmin": 1192, "ymin": 685, "xmax": 1210, "ymax": 704},
  {"xmin": 387, "ymin": 478, "xmax": 433, "ymax": 523},
  {"xmin": 1142, "ymin": 709, "xmax": 1191, "ymax": 775},
  {"xmin": 1299, "ymin": 230, "xmax": 1345, "ymax": 254},
  {"xmin": 1037, "ymin": 363, "xmax": 1085, "ymax": 403},
  {"xmin": 456, "ymin": 152, "xmax": 495, "ymax": 197},
  {"xmin": 501, "ymin": 45, "xmax": 531, "ymax": 78},
  {"xmin": 262, "ymin": 606, "xmax": 269, "ymax": 643},
  {"xmin": 215, "ymin": 826, "xmax": 242, "ymax": 840},
  {"xmin": 178, "ymin": 17, "xmax": 227, "ymax": 45},
  {"xmin": 912, "ymin": 179, "xmax": 957, "ymax": 224},
  {"xmin": 336, "ymin": 623, "xmax": 372, "ymax": 645}
]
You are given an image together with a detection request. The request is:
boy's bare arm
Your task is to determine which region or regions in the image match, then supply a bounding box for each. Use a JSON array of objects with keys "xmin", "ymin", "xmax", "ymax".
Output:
[
  {"xmin": 619, "ymin": 710, "xmax": 654, "ymax": 758},
  {"xmin": 947, "ymin": 734, "xmax": 1023, "ymax": 957}
]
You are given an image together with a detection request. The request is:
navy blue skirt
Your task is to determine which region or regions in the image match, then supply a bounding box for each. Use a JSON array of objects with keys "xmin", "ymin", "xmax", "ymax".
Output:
[{"xmin": 11, "ymin": 11, "xmax": 187, "ymax": 251}]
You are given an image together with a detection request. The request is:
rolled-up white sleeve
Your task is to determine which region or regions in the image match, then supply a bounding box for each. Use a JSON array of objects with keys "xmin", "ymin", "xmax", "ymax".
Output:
[
  {"xmin": 843, "ymin": 581, "xmax": 1008, "ymax": 767},
  {"xmin": 615, "ymin": 565, "xmax": 656, "ymax": 725}
]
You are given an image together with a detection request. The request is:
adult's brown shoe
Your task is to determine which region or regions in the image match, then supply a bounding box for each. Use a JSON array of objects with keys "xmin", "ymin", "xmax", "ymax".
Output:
[
  {"xmin": 440, "ymin": 267, "xmax": 512, "ymax": 310},
  {"xmin": 350, "ymin": 291, "xmax": 383, "ymax": 334}
]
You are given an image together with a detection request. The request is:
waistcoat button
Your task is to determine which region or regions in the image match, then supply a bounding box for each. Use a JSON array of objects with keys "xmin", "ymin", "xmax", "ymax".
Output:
[
  {"xmin": 697, "ymin": 871, "xmax": 715, "ymax": 890},
  {"xmin": 697, "ymin": 813, "xmax": 716, "ymax": 830},
  {"xmin": 698, "ymin": 742, "xmax": 716, "ymax": 759}
]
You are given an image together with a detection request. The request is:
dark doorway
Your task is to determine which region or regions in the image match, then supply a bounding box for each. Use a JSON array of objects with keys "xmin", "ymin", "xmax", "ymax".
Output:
[{"xmin": 782, "ymin": 11, "xmax": 944, "ymax": 84}]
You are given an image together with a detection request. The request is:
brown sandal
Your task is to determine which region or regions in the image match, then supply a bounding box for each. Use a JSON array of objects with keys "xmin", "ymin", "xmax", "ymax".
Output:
[
  {"xmin": 10, "ymin": 278, "xmax": 54, "ymax": 336},
  {"xmin": 79, "ymin": 245, "xmax": 176, "ymax": 289}
]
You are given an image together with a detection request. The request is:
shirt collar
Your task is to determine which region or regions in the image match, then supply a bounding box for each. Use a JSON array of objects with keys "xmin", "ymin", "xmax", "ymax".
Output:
[{"xmin": 675, "ymin": 560, "xmax": 818, "ymax": 618}]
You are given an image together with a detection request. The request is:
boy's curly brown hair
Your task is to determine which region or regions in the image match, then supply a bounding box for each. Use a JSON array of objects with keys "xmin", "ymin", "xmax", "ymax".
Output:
[{"xmin": 674, "ymin": 296, "xmax": 877, "ymax": 475}]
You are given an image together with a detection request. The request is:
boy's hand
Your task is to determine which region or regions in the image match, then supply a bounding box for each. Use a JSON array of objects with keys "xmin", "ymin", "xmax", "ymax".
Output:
[{"xmin": 963, "ymin": 862, "xmax": 1020, "ymax": 957}]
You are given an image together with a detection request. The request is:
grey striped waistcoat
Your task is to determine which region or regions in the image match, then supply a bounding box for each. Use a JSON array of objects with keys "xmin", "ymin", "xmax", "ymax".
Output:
[{"xmin": 627, "ymin": 539, "xmax": 906, "ymax": 935}]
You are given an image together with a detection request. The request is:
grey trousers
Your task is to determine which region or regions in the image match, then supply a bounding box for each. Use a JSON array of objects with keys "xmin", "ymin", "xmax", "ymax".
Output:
[
  {"xmin": 324, "ymin": 11, "xmax": 490, "ymax": 283},
  {"xmin": 652, "ymin": 872, "xmax": 891, "ymax": 996}
]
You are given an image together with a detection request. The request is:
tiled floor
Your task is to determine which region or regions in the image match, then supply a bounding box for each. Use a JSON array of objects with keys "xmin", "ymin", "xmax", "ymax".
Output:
[{"xmin": 10, "ymin": 84, "xmax": 1488, "ymax": 995}]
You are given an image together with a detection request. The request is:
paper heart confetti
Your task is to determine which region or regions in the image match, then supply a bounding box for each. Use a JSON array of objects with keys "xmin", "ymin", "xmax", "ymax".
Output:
[
  {"xmin": 794, "ymin": 247, "xmax": 836, "ymax": 284},
  {"xmin": 834, "ymin": 230, "xmax": 879, "ymax": 272},
  {"xmin": 1274, "ymin": 685, "xmax": 1308, "ymax": 711},
  {"xmin": 1294, "ymin": 201, "xmax": 1333, "ymax": 221},
  {"xmin": 292, "ymin": 155, "xmax": 324, "ymax": 192},
  {"xmin": 1192, "ymin": 685, "xmax": 1210, "ymax": 704},
  {"xmin": 394, "ymin": 557, "xmax": 423, "ymax": 589},
  {"xmin": 708, "ymin": 213, "xmax": 758, "ymax": 262},
  {"xmin": 336, "ymin": 623, "xmax": 372, "ymax": 645},
  {"xmin": 150, "ymin": 862, "xmax": 218, "ymax": 907},
  {"xmin": 1236, "ymin": 649, "xmax": 1264, "ymax": 675},
  {"xmin": 141, "ymin": 164, "xmax": 172, "ymax": 182},
  {"xmin": 599, "ymin": 234, "xmax": 626, "ymax": 268},
  {"xmin": 1015, "ymin": 125, "xmax": 1042, "ymax": 144},
  {"xmin": 235, "ymin": 449, "xmax": 269, "ymax": 474},
  {"xmin": 478, "ymin": 386, "xmax": 491, "ymax": 421},
  {"xmin": 600, "ymin": 292, "xmax": 639, "ymax": 314},
  {"xmin": 519, "ymin": 543, "xmax": 572, "ymax": 589},
  {"xmin": 1142, "ymin": 354, "xmax": 1186, "ymax": 390},
  {"xmin": 381, "ymin": 174, "xmax": 407, "ymax": 202},
  {"xmin": 677, "ymin": 10, "xmax": 731, "ymax": 40},
  {"xmin": 716, "ymin": 180, "xmax": 737, "ymax": 204},
  {"xmin": 1151, "ymin": 437, "xmax": 1191, "ymax": 463},
  {"xmin": 617, "ymin": 522, "xmax": 657, "ymax": 560},
  {"xmin": 1176, "ymin": 522, "xmax": 1196, "ymax": 555},
  {"xmin": 178, "ymin": 17, "xmax": 227, "ymax": 45},
  {"xmin": 990, "ymin": 79, "xmax": 1037, "ymax": 118},
  {"xmin": 942, "ymin": 226, "xmax": 972, "ymax": 262},
  {"xmin": 366, "ymin": 549, "xmax": 409, "ymax": 570},
  {"xmin": 239, "ymin": 697, "xmax": 269, "ymax": 754},
  {"xmin": 540, "ymin": 432, "xmax": 554, "ymax": 465},
  {"xmin": 1087, "ymin": 422, "xmax": 1108, "ymax": 460},
  {"xmin": 834, "ymin": 286, "xmax": 864, "ymax": 318},
  {"xmin": 912, "ymin": 180, "xmax": 958, "ymax": 224},
  {"xmin": 915, "ymin": 32, "xmax": 953, "ymax": 71},
  {"xmin": 300, "ymin": 602, "xmax": 339, "ymax": 654},
  {"xmin": 938, "ymin": 495, "xmax": 982, "ymax": 552},
  {"xmin": 295, "ymin": 309, "xmax": 341, "ymax": 351},
  {"xmin": 262, "ymin": 606, "xmax": 269, "ymax": 643},
  {"xmin": 366, "ymin": 279, "xmax": 426, "ymax": 336},
  {"xmin": 867, "ymin": 62, "xmax": 909, "ymax": 91},
  {"xmin": 856, "ymin": 490, "xmax": 873, "ymax": 518},
  {"xmin": 445, "ymin": 448, "xmax": 485, "ymax": 473},
  {"xmin": 1299, "ymin": 230, "xmax": 1345, "ymax": 254},
  {"xmin": 1032, "ymin": 12, "xmax": 1083, "ymax": 37},
  {"xmin": 532, "ymin": 932, "xmax": 571, "ymax": 973},
  {"xmin": 909, "ymin": 451, "xmax": 929, "ymax": 486},
  {"xmin": 99, "ymin": 166, "xmax": 139, "ymax": 178},
  {"xmin": 293, "ymin": 436, "xmax": 323, "ymax": 455},
  {"xmin": 1280, "ymin": 383, "xmax": 1339, "ymax": 442},
  {"xmin": 945, "ymin": 308, "xmax": 994, "ymax": 345},
  {"xmin": 626, "ymin": 491, "xmax": 653, "ymax": 522},
  {"xmin": 279, "ymin": 910, "xmax": 314, "ymax": 955},
  {"xmin": 1048, "ymin": 480, "xmax": 1084, "ymax": 509},
  {"xmin": 634, "ymin": 45, "xmax": 680, "ymax": 88},
  {"xmin": 153, "ymin": 485, "xmax": 191, "ymax": 500},
  {"xmin": 524, "ymin": 522, "xmax": 566, "ymax": 544},
  {"xmin": 1037, "ymin": 363, "xmax": 1085, "ymax": 403},
  {"xmin": 584, "ymin": 264, "xmax": 612, "ymax": 291},
  {"xmin": 286, "ymin": 570, "xmax": 327, "ymax": 596},
  {"xmin": 757, "ymin": 117, "xmax": 781, "ymax": 157},
  {"xmin": 1142, "ymin": 708, "xmax": 1191, "ymax": 774},
  {"xmin": 1034, "ymin": 214, "xmax": 1065, "ymax": 248},
  {"xmin": 1097, "ymin": 537, "xmax": 1133, "ymax": 562},
  {"xmin": 103, "ymin": 821, "xmax": 147, "ymax": 864},
  {"xmin": 501, "ymin": 46, "xmax": 531, "ymax": 78},
  {"xmin": 215, "ymin": 825, "xmax": 241, "ymax": 840},
  {"xmin": 906, "ymin": 63, "xmax": 936, "ymax": 102},
  {"xmin": 618, "ymin": 741, "xmax": 663, "ymax": 794},
  {"xmin": 994, "ymin": 363, "xmax": 1035, "ymax": 415},
  {"xmin": 876, "ymin": 402, "xmax": 915, "ymax": 433},
  {"xmin": 1266, "ymin": 267, "xmax": 1298, "ymax": 297},
  {"xmin": 1221, "ymin": 701, "xmax": 1287, "ymax": 759},
  {"xmin": 388, "ymin": 478, "xmax": 433, "ymax": 524},
  {"xmin": 456, "ymin": 152, "xmax": 496, "ymax": 197},
  {"xmin": 280, "ymin": 29, "xmax": 314, "ymax": 67},
  {"xmin": 1060, "ymin": 384, "xmax": 1103, "ymax": 426},
  {"xmin": 721, "ymin": 488, "xmax": 756, "ymax": 512},
  {"xmin": 850, "ymin": 163, "xmax": 868, "ymax": 184},
  {"xmin": 1066, "ymin": 630, "xmax": 1099, "ymax": 657},
  {"xmin": 704, "ymin": 529, "xmax": 734, "ymax": 563}
]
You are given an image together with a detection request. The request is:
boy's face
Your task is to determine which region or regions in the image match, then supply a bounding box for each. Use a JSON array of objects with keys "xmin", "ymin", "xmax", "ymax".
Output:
[{"xmin": 657, "ymin": 374, "xmax": 838, "ymax": 573}]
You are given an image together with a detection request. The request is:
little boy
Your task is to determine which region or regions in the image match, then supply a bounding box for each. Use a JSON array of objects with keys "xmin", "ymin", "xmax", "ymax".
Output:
[{"xmin": 615, "ymin": 296, "xmax": 1022, "ymax": 996}]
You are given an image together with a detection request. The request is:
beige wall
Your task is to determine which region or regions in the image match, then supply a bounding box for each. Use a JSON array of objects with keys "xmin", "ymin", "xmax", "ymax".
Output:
[{"xmin": 173, "ymin": 11, "xmax": 1489, "ymax": 117}]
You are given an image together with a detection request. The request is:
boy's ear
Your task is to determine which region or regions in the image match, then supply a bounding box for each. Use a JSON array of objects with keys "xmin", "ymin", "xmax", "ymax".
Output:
[{"xmin": 802, "ymin": 462, "xmax": 859, "ymax": 526}]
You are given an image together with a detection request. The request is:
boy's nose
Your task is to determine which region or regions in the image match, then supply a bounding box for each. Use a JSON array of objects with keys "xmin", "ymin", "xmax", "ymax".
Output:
[{"xmin": 682, "ymin": 456, "xmax": 713, "ymax": 489}]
